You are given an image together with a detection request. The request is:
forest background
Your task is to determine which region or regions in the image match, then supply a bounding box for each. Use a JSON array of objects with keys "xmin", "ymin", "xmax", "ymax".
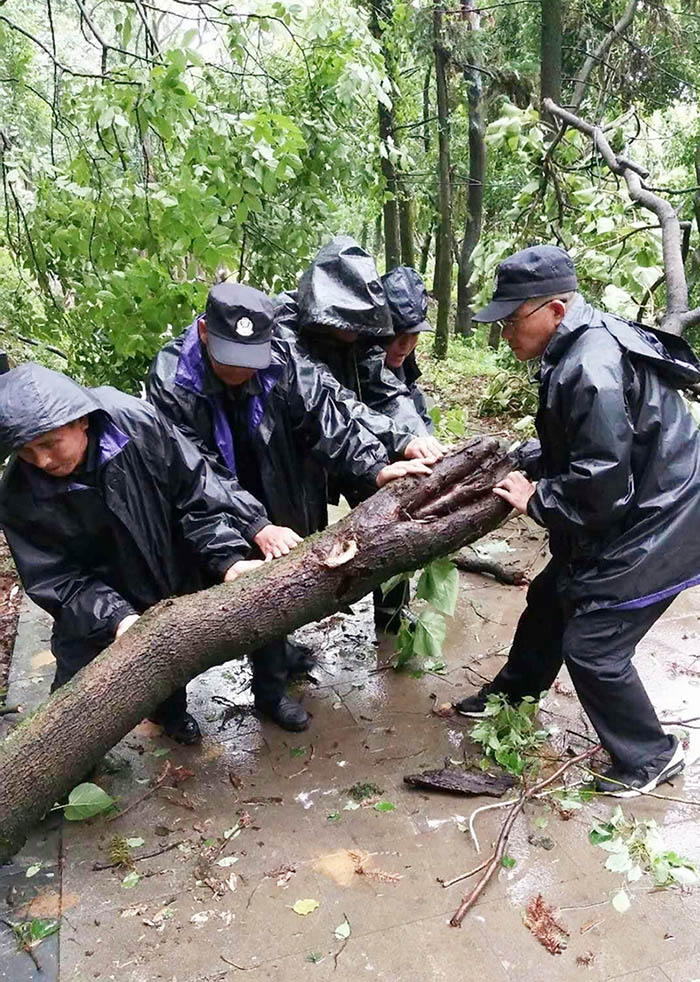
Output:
[{"xmin": 1, "ymin": 0, "xmax": 699, "ymax": 435}]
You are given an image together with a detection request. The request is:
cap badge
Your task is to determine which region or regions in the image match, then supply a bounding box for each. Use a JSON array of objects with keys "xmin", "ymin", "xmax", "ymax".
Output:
[{"xmin": 236, "ymin": 316, "xmax": 254, "ymax": 337}]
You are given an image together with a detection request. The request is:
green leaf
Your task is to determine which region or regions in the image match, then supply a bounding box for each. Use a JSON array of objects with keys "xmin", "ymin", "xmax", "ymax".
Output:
[
  {"xmin": 611, "ymin": 888, "xmax": 630, "ymax": 913},
  {"xmin": 326, "ymin": 811, "xmax": 342, "ymax": 823},
  {"xmin": 605, "ymin": 850, "xmax": 633, "ymax": 874},
  {"xmin": 334, "ymin": 918, "xmax": 351, "ymax": 940},
  {"xmin": 381, "ymin": 572, "xmax": 409, "ymax": 597},
  {"xmin": 26, "ymin": 864, "xmax": 41, "ymax": 878},
  {"xmin": 501, "ymin": 855, "xmax": 516, "ymax": 869},
  {"xmin": 290, "ymin": 747, "xmax": 306, "ymax": 758},
  {"xmin": 374, "ymin": 801, "xmax": 396, "ymax": 813},
  {"xmin": 125, "ymin": 837, "xmax": 144, "ymax": 848},
  {"xmin": 416, "ymin": 560, "xmax": 459, "ymax": 616},
  {"xmin": 292, "ymin": 898, "xmax": 319, "ymax": 916},
  {"xmin": 412, "ymin": 610, "xmax": 447, "ymax": 659},
  {"xmin": 63, "ymin": 783, "xmax": 115, "ymax": 821},
  {"xmin": 393, "ymin": 618, "xmax": 417, "ymax": 669},
  {"xmin": 121, "ymin": 870, "xmax": 141, "ymax": 889},
  {"xmin": 534, "ymin": 817, "xmax": 548, "ymax": 830}
]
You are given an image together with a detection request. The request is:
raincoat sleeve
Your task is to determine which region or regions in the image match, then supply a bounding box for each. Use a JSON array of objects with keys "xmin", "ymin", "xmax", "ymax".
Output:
[
  {"xmin": 164, "ymin": 422, "xmax": 252, "ymax": 579},
  {"xmin": 528, "ymin": 361, "xmax": 635, "ymax": 533},
  {"xmin": 147, "ymin": 364, "xmax": 269, "ymax": 543},
  {"xmin": 286, "ymin": 357, "xmax": 390, "ymax": 496},
  {"xmin": 358, "ymin": 345, "xmax": 431, "ymax": 439},
  {"xmin": 511, "ymin": 438, "xmax": 542, "ymax": 480},
  {"xmin": 3, "ymin": 526, "xmax": 136, "ymax": 648}
]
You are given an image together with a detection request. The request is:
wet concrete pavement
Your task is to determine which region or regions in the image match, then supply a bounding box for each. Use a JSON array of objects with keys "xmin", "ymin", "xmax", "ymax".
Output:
[{"xmin": 1, "ymin": 516, "xmax": 699, "ymax": 982}]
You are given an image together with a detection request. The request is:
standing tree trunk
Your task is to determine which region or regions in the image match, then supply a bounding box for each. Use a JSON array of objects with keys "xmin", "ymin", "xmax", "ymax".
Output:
[
  {"xmin": 368, "ymin": 0, "xmax": 402, "ymax": 270},
  {"xmin": 398, "ymin": 188, "xmax": 416, "ymax": 267},
  {"xmin": 420, "ymin": 219, "xmax": 434, "ymax": 277},
  {"xmin": 0, "ymin": 439, "xmax": 511, "ymax": 861},
  {"xmin": 539, "ymin": 0, "xmax": 562, "ymax": 127},
  {"xmin": 433, "ymin": 1, "xmax": 452, "ymax": 360},
  {"xmin": 455, "ymin": 6, "xmax": 485, "ymax": 336}
]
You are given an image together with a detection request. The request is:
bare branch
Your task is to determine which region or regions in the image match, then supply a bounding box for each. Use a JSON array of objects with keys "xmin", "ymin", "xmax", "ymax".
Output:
[
  {"xmin": 543, "ymin": 99, "xmax": 689, "ymax": 336},
  {"xmin": 571, "ymin": 0, "xmax": 640, "ymax": 109}
]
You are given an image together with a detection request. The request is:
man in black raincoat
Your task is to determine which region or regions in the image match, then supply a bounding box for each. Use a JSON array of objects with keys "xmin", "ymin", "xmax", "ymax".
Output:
[
  {"xmin": 0, "ymin": 364, "xmax": 265, "ymax": 744},
  {"xmin": 380, "ymin": 265, "xmax": 435, "ymax": 433},
  {"xmin": 275, "ymin": 236, "xmax": 443, "ymax": 631},
  {"xmin": 147, "ymin": 281, "xmax": 434, "ymax": 725},
  {"xmin": 456, "ymin": 244, "xmax": 700, "ymax": 796}
]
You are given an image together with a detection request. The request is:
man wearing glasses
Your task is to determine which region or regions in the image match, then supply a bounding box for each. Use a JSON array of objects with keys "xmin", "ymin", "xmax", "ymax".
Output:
[{"xmin": 456, "ymin": 244, "xmax": 700, "ymax": 797}]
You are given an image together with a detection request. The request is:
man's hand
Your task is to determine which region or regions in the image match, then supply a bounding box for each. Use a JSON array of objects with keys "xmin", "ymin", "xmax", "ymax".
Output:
[
  {"xmin": 115, "ymin": 613, "xmax": 140, "ymax": 639},
  {"xmin": 376, "ymin": 458, "xmax": 433, "ymax": 488},
  {"xmin": 493, "ymin": 470, "xmax": 536, "ymax": 515},
  {"xmin": 404, "ymin": 435, "xmax": 445, "ymax": 464},
  {"xmin": 253, "ymin": 523, "xmax": 302, "ymax": 559},
  {"xmin": 224, "ymin": 559, "xmax": 266, "ymax": 583}
]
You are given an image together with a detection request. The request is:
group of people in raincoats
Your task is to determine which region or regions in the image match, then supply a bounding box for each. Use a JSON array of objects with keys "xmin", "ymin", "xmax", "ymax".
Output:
[{"xmin": 1, "ymin": 235, "xmax": 700, "ymax": 797}]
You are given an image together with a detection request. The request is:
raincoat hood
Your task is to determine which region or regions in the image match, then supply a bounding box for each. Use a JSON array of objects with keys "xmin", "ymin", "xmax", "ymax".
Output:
[
  {"xmin": 0, "ymin": 363, "xmax": 99, "ymax": 454},
  {"xmin": 545, "ymin": 296, "xmax": 700, "ymax": 387},
  {"xmin": 297, "ymin": 236, "xmax": 392, "ymax": 337}
]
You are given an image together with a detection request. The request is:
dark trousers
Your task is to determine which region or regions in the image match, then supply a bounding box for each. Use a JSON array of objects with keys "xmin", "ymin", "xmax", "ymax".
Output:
[
  {"xmin": 491, "ymin": 560, "xmax": 675, "ymax": 771},
  {"xmin": 373, "ymin": 580, "xmax": 411, "ymax": 630},
  {"xmin": 250, "ymin": 639, "xmax": 290, "ymax": 704}
]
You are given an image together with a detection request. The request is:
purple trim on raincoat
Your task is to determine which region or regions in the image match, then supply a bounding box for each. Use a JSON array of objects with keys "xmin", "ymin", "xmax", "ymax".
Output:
[
  {"xmin": 174, "ymin": 319, "xmax": 282, "ymax": 476},
  {"xmin": 610, "ymin": 572, "xmax": 700, "ymax": 611}
]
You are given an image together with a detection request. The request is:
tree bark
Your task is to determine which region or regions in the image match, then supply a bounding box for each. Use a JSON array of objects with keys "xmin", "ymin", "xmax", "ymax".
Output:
[
  {"xmin": 455, "ymin": 9, "xmax": 485, "ymax": 337},
  {"xmin": 433, "ymin": 1, "xmax": 452, "ymax": 360},
  {"xmin": 398, "ymin": 187, "xmax": 416, "ymax": 268},
  {"xmin": 539, "ymin": 0, "xmax": 562, "ymax": 127},
  {"xmin": 0, "ymin": 438, "xmax": 511, "ymax": 861},
  {"xmin": 368, "ymin": 0, "xmax": 402, "ymax": 271}
]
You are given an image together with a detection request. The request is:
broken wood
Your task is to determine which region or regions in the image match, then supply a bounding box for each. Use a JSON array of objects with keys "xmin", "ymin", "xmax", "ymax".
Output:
[
  {"xmin": 453, "ymin": 551, "xmax": 529, "ymax": 585},
  {"xmin": 449, "ymin": 745, "xmax": 601, "ymax": 927},
  {"xmin": 0, "ymin": 437, "xmax": 511, "ymax": 861},
  {"xmin": 403, "ymin": 767, "xmax": 516, "ymax": 797}
]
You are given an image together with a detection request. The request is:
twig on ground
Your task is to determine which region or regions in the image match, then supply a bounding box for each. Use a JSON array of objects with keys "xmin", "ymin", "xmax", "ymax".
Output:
[
  {"xmin": 450, "ymin": 746, "xmax": 601, "ymax": 927},
  {"xmin": 454, "ymin": 552, "xmax": 529, "ymax": 585},
  {"xmin": 109, "ymin": 760, "xmax": 172, "ymax": 821},
  {"xmin": 583, "ymin": 768, "xmax": 700, "ymax": 806},
  {"xmin": 92, "ymin": 838, "xmax": 187, "ymax": 871},
  {"xmin": 438, "ymin": 858, "xmax": 490, "ymax": 888}
]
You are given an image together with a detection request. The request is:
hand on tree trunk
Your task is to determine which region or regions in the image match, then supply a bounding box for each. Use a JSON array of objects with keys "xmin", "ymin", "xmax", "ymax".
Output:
[
  {"xmin": 115, "ymin": 614, "xmax": 140, "ymax": 638},
  {"xmin": 493, "ymin": 471, "xmax": 536, "ymax": 515},
  {"xmin": 376, "ymin": 458, "xmax": 434, "ymax": 487},
  {"xmin": 224, "ymin": 559, "xmax": 266, "ymax": 582},
  {"xmin": 404, "ymin": 435, "xmax": 445, "ymax": 462},
  {"xmin": 253, "ymin": 524, "xmax": 303, "ymax": 559}
]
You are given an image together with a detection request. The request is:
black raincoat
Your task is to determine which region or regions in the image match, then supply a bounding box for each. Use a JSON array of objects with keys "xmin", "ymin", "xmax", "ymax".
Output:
[
  {"xmin": 527, "ymin": 296, "xmax": 700, "ymax": 613},
  {"xmin": 385, "ymin": 352, "xmax": 434, "ymax": 433},
  {"xmin": 0, "ymin": 364, "xmax": 250, "ymax": 684},
  {"xmin": 146, "ymin": 324, "xmax": 389, "ymax": 536},
  {"xmin": 277, "ymin": 237, "xmax": 431, "ymax": 447}
]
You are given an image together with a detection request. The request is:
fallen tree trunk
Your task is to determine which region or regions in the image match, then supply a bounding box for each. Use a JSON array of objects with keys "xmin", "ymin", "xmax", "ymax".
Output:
[{"xmin": 0, "ymin": 437, "xmax": 511, "ymax": 861}]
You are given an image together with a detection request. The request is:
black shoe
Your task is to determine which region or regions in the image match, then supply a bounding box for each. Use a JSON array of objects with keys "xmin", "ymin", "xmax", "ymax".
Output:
[
  {"xmin": 255, "ymin": 694, "xmax": 310, "ymax": 732},
  {"xmin": 455, "ymin": 684, "xmax": 501, "ymax": 718},
  {"xmin": 594, "ymin": 737, "xmax": 685, "ymax": 797},
  {"xmin": 286, "ymin": 641, "xmax": 317, "ymax": 679},
  {"xmin": 161, "ymin": 712, "xmax": 202, "ymax": 745}
]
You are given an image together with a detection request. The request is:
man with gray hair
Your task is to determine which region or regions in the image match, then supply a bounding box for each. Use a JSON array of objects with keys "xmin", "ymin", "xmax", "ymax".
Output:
[{"xmin": 456, "ymin": 244, "xmax": 700, "ymax": 796}]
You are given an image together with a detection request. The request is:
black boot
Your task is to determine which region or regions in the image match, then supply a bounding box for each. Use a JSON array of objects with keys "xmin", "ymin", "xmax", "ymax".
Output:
[
  {"xmin": 286, "ymin": 639, "xmax": 317, "ymax": 678},
  {"xmin": 161, "ymin": 712, "xmax": 202, "ymax": 745},
  {"xmin": 255, "ymin": 694, "xmax": 310, "ymax": 732}
]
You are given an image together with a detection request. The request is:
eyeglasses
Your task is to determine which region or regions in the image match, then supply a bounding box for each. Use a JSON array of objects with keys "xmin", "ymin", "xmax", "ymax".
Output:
[{"xmin": 498, "ymin": 297, "xmax": 560, "ymax": 333}]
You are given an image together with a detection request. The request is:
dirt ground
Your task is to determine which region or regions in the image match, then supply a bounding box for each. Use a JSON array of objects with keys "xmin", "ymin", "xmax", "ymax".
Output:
[{"xmin": 1, "ymin": 519, "xmax": 699, "ymax": 982}]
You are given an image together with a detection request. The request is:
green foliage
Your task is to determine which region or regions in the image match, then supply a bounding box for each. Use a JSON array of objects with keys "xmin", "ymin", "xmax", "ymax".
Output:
[
  {"xmin": 59, "ymin": 782, "xmax": 115, "ymax": 821},
  {"xmin": 345, "ymin": 781, "xmax": 384, "ymax": 802},
  {"xmin": 477, "ymin": 370, "xmax": 538, "ymax": 419},
  {"xmin": 590, "ymin": 806, "xmax": 699, "ymax": 895},
  {"xmin": 470, "ymin": 693, "xmax": 552, "ymax": 776},
  {"xmin": 11, "ymin": 917, "xmax": 60, "ymax": 950},
  {"xmin": 388, "ymin": 558, "xmax": 459, "ymax": 671}
]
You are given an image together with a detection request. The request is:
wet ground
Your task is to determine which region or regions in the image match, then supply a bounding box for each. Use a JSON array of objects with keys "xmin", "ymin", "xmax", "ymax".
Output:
[{"xmin": 1, "ymin": 516, "xmax": 699, "ymax": 982}]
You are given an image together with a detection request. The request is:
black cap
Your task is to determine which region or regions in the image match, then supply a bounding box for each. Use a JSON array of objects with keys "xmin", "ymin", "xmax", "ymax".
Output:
[
  {"xmin": 381, "ymin": 266, "xmax": 433, "ymax": 335},
  {"xmin": 473, "ymin": 245, "xmax": 578, "ymax": 323},
  {"xmin": 204, "ymin": 281, "xmax": 274, "ymax": 369}
]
